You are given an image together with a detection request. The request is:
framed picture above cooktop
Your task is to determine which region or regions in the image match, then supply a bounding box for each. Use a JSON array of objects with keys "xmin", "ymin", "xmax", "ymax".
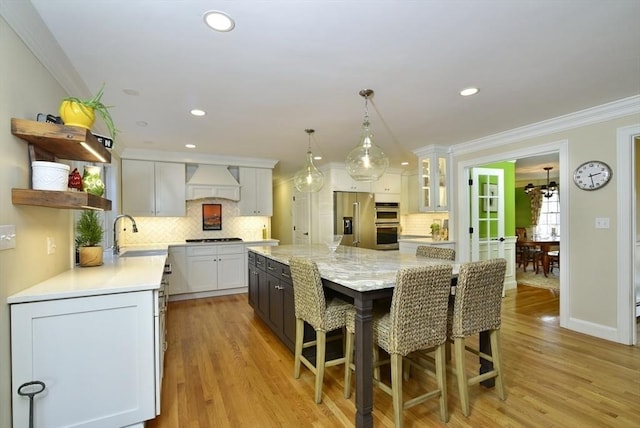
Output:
[{"xmin": 202, "ymin": 203, "xmax": 222, "ymax": 230}]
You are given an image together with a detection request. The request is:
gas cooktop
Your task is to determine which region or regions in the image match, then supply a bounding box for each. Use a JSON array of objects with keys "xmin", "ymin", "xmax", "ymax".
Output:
[{"xmin": 185, "ymin": 237, "xmax": 243, "ymax": 243}]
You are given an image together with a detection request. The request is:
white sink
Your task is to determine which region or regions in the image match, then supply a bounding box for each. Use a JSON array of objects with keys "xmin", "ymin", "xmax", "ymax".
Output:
[{"xmin": 120, "ymin": 249, "xmax": 167, "ymax": 258}]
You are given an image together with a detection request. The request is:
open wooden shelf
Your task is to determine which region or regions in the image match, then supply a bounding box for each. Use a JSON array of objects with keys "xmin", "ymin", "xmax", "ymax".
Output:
[
  {"xmin": 11, "ymin": 118, "xmax": 111, "ymax": 163},
  {"xmin": 12, "ymin": 189, "xmax": 112, "ymax": 211}
]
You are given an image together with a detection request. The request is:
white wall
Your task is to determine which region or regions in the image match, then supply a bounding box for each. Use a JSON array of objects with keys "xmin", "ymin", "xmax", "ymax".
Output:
[{"xmin": 0, "ymin": 16, "xmax": 73, "ymax": 427}]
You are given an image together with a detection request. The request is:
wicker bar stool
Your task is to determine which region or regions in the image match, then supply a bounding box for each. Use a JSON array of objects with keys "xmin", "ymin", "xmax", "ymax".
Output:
[
  {"xmin": 416, "ymin": 245, "xmax": 456, "ymax": 260},
  {"xmin": 289, "ymin": 257, "xmax": 353, "ymax": 404},
  {"xmin": 344, "ymin": 265, "xmax": 453, "ymax": 427},
  {"xmin": 448, "ymin": 258, "xmax": 507, "ymax": 416}
]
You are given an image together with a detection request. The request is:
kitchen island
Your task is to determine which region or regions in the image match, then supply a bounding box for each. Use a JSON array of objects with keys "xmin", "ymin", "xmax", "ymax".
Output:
[
  {"xmin": 247, "ymin": 244, "xmax": 461, "ymax": 428},
  {"xmin": 8, "ymin": 247, "xmax": 169, "ymax": 428}
]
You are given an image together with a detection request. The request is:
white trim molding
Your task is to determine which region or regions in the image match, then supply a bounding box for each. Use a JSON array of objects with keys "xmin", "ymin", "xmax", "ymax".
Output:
[{"xmin": 616, "ymin": 123, "xmax": 640, "ymax": 345}]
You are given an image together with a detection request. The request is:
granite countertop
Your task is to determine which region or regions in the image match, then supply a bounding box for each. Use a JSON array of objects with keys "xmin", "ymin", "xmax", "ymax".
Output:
[{"xmin": 248, "ymin": 244, "xmax": 459, "ymax": 293}]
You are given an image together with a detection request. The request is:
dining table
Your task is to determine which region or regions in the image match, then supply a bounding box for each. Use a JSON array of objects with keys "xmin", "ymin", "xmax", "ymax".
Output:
[
  {"xmin": 250, "ymin": 244, "xmax": 496, "ymax": 428},
  {"xmin": 521, "ymin": 239, "xmax": 560, "ymax": 277}
]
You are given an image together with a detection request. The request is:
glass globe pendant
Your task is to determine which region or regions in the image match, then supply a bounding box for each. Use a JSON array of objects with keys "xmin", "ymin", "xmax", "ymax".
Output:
[
  {"xmin": 346, "ymin": 89, "xmax": 389, "ymax": 182},
  {"xmin": 293, "ymin": 129, "xmax": 324, "ymax": 193}
]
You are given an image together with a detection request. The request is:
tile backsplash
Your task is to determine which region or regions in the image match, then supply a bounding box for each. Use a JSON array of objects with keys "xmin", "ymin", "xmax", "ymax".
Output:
[
  {"xmin": 119, "ymin": 199, "xmax": 270, "ymax": 245},
  {"xmin": 400, "ymin": 213, "xmax": 449, "ymax": 237}
]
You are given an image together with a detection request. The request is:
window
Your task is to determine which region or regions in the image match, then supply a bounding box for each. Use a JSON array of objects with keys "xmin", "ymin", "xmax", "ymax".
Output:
[{"xmin": 535, "ymin": 192, "xmax": 560, "ymax": 239}]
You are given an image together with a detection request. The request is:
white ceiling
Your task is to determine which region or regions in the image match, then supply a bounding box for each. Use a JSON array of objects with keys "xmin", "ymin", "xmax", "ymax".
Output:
[{"xmin": 9, "ymin": 1, "xmax": 640, "ymax": 181}]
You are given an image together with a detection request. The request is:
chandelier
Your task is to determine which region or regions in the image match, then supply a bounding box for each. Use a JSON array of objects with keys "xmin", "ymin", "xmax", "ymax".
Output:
[
  {"xmin": 293, "ymin": 129, "xmax": 324, "ymax": 193},
  {"xmin": 524, "ymin": 166, "xmax": 558, "ymax": 198},
  {"xmin": 345, "ymin": 89, "xmax": 389, "ymax": 182}
]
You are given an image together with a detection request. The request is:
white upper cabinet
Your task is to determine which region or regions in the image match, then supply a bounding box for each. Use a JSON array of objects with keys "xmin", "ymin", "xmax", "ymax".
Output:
[
  {"xmin": 122, "ymin": 159, "xmax": 186, "ymax": 216},
  {"xmin": 330, "ymin": 168, "xmax": 372, "ymax": 192},
  {"xmin": 415, "ymin": 146, "xmax": 449, "ymax": 212},
  {"xmin": 238, "ymin": 167, "xmax": 273, "ymax": 216},
  {"xmin": 372, "ymin": 172, "xmax": 401, "ymax": 198}
]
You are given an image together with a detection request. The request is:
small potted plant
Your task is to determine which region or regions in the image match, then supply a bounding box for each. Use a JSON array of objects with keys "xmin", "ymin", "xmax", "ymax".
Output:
[
  {"xmin": 430, "ymin": 222, "xmax": 441, "ymax": 241},
  {"xmin": 59, "ymin": 83, "xmax": 116, "ymax": 141},
  {"xmin": 76, "ymin": 210, "xmax": 104, "ymax": 267}
]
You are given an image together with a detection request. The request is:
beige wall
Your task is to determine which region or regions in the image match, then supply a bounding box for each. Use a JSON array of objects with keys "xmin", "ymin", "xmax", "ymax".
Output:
[
  {"xmin": 0, "ymin": 17, "xmax": 74, "ymax": 426},
  {"xmin": 452, "ymin": 114, "xmax": 640, "ymax": 330},
  {"xmin": 636, "ymin": 136, "xmax": 640, "ymax": 236},
  {"xmin": 272, "ymin": 178, "xmax": 294, "ymax": 244}
]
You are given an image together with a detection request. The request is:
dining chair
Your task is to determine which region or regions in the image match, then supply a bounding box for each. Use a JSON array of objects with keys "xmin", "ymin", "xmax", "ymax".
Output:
[
  {"xmin": 548, "ymin": 249, "xmax": 560, "ymax": 274},
  {"xmin": 416, "ymin": 245, "xmax": 456, "ymax": 260},
  {"xmin": 344, "ymin": 264, "xmax": 453, "ymax": 427},
  {"xmin": 288, "ymin": 257, "xmax": 353, "ymax": 404},
  {"xmin": 447, "ymin": 258, "xmax": 507, "ymax": 417}
]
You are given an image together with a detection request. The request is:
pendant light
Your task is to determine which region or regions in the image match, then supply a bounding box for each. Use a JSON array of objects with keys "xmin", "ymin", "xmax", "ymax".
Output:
[
  {"xmin": 345, "ymin": 89, "xmax": 389, "ymax": 182},
  {"xmin": 524, "ymin": 166, "xmax": 558, "ymax": 198},
  {"xmin": 293, "ymin": 129, "xmax": 324, "ymax": 193}
]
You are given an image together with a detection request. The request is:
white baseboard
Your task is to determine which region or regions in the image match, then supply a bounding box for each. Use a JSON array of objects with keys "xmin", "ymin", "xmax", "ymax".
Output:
[
  {"xmin": 168, "ymin": 287, "xmax": 247, "ymax": 302},
  {"xmin": 565, "ymin": 316, "xmax": 619, "ymax": 343}
]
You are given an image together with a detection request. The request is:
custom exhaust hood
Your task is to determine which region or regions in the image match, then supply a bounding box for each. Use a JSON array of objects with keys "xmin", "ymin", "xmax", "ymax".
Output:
[{"xmin": 186, "ymin": 165, "xmax": 240, "ymax": 201}]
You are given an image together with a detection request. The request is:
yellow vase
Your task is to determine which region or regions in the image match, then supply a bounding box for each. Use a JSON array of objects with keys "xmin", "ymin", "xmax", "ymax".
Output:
[{"xmin": 59, "ymin": 100, "xmax": 96, "ymax": 129}]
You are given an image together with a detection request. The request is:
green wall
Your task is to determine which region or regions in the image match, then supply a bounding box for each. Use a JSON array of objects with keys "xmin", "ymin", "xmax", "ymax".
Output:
[{"xmin": 515, "ymin": 186, "xmax": 532, "ymax": 227}]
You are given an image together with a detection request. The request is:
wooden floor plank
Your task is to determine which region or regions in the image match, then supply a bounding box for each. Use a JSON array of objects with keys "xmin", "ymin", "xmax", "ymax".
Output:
[{"xmin": 147, "ymin": 286, "xmax": 640, "ymax": 427}]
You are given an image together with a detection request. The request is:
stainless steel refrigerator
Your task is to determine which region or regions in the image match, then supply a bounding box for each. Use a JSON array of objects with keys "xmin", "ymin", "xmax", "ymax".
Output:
[{"xmin": 333, "ymin": 191, "xmax": 376, "ymax": 249}]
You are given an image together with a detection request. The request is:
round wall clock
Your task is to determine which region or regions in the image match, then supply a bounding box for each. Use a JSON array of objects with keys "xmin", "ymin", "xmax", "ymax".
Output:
[{"xmin": 572, "ymin": 161, "xmax": 612, "ymax": 190}]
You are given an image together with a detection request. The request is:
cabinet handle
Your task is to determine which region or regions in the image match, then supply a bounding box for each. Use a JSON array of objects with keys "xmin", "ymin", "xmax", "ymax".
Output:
[{"xmin": 267, "ymin": 266, "xmax": 274, "ymax": 271}]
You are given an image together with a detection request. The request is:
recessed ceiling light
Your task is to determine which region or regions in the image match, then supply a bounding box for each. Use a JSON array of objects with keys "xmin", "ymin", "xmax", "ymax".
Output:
[
  {"xmin": 136, "ymin": 120, "xmax": 148, "ymax": 127},
  {"xmin": 185, "ymin": 144, "xmax": 196, "ymax": 149},
  {"xmin": 190, "ymin": 109, "xmax": 206, "ymax": 117},
  {"xmin": 123, "ymin": 89, "xmax": 140, "ymax": 96},
  {"xmin": 460, "ymin": 87, "xmax": 479, "ymax": 97},
  {"xmin": 203, "ymin": 10, "xmax": 235, "ymax": 32},
  {"xmin": 314, "ymin": 155, "xmax": 323, "ymax": 160},
  {"xmin": 401, "ymin": 161, "xmax": 409, "ymax": 166}
]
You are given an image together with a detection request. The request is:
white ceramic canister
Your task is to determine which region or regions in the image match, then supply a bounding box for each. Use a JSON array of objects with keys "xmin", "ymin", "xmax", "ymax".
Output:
[{"xmin": 32, "ymin": 161, "xmax": 70, "ymax": 191}]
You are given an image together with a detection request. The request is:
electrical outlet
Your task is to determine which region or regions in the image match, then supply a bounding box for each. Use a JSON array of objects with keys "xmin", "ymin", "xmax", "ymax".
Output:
[
  {"xmin": 47, "ymin": 237, "xmax": 56, "ymax": 254},
  {"xmin": 0, "ymin": 225, "xmax": 17, "ymax": 250}
]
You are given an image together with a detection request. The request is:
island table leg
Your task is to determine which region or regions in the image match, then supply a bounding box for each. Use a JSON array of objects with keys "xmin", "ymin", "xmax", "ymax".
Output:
[{"xmin": 354, "ymin": 296, "xmax": 374, "ymax": 428}]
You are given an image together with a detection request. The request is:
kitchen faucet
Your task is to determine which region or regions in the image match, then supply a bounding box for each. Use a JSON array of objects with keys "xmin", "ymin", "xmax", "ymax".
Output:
[{"xmin": 112, "ymin": 214, "xmax": 139, "ymax": 255}]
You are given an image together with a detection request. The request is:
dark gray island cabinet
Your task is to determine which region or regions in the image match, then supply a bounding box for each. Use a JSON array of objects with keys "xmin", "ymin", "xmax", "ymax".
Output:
[{"xmin": 248, "ymin": 250, "xmax": 297, "ymax": 350}]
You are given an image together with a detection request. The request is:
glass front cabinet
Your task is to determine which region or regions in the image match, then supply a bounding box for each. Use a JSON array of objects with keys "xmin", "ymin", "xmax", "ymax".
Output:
[{"xmin": 415, "ymin": 145, "xmax": 449, "ymax": 212}]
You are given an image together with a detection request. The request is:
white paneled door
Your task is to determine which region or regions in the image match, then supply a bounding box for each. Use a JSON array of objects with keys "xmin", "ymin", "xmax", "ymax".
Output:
[{"xmin": 470, "ymin": 168, "xmax": 506, "ymax": 262}]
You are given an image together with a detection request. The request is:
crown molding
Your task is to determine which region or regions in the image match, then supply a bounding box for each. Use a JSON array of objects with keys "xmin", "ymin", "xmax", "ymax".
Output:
[
  {"xmin": 120, "ymin": 148, "xmax": 278, "ymax": 169},
  {"xmin": 451, "ymin": 95, "xmax": 640, "ymax": 156}
]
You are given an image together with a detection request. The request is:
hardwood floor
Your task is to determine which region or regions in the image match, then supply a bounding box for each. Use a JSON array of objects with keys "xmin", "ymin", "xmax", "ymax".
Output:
[{"xmin": 148, "ymin": 286, "xmax": 640, "ymax": 427}]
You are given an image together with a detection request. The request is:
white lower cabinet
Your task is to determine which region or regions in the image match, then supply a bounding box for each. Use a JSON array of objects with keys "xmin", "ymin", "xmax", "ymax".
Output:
[
  {"xmin": 168, "ymin": 246, "xmax": 188, "ymax": 294},
  {"xmin": 186, "ymin": 244, "xmax": 245, "ymax": 292},
  {"xmin": 11, "ymin": 291, "xmax": 158, "ymax": 428}
]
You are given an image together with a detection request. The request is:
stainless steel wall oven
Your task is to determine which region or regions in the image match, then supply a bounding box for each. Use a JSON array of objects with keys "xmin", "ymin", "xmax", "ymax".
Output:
[{"xmin": 374, "ymin": 202, "xmax": 400, "ymax": 250}]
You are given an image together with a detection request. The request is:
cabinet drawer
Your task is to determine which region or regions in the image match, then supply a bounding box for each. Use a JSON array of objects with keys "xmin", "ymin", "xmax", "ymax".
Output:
[
  {"xmin": 218, "ymin": 244, "xmax": 244, "ymax": 255},
  {"xmin": 255, "ymin": 254, "xmax": 266, "ymax": 271},
  {"xmin": 186, "ymin": 246, "xmax": 217, "ymax": 257},
  {"xmin": 280, "ymin": 264, "xmax": 292, "ymax": 283},
  {"xmin": 265, "ymin": 259, "xmax": 280, "ymax": 274}
]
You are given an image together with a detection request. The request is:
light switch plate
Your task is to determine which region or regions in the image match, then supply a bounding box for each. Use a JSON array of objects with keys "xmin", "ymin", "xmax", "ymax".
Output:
[
  {"xmin": 595, "ymin": 217, "xmax": 610, "ymax": 229},
  {"xmin": 0, "ymin": 225, "xmax": 16, "ymax": 250}
]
